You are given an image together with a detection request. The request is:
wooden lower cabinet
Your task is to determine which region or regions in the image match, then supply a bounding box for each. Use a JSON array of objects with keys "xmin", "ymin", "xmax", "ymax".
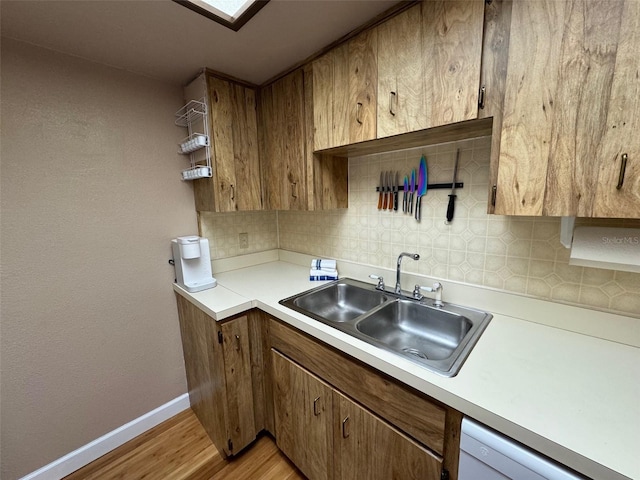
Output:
[
  {"xmin": 272, "ymin": 349, "xmax": 443, "ymax": 480},
  {"xmin": 176, "ymin": 298, "xmax": 461, "ymax": 479},
  {"xmin": 334, "ymin": 391, "xmax": 442, "ymax": 480},
  {"xmin": 268, "ymin": 320, "xmax": 461, "ymax": 480},
  {"xmin": 175, "ymin": 295, "xmax": 260, "ymax": 457},
  {"xmin": 272, "ymin": 350, "xmax": 333, "ymax": 480}
]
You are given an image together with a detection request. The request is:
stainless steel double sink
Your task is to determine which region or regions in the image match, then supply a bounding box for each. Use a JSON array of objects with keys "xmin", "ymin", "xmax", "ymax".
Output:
[{"xmin": 279, "ymin": 278, "xmax": 492, "ymax": 377}]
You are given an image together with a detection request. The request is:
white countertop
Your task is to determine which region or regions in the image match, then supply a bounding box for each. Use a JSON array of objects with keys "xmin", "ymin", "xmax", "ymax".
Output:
[{"xmin": 174, "ymin": 259, "xmax": 640, "ymax": 480}]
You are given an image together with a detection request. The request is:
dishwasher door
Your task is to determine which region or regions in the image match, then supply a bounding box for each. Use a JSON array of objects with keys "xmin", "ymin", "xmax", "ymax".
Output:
[{"xmin": 458, "ymin": 418, "xmax": 586, "ymax": 480}]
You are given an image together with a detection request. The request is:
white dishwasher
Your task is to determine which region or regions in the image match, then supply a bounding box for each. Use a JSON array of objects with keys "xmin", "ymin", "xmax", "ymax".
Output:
[{"xmin": 458, "ymin": 418, "xmax": 587, "ymax": 480}]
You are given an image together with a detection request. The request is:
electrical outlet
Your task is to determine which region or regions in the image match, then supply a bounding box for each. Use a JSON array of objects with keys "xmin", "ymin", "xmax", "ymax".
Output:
[{"xmin": 239, "ymin": 232, "xmax": 249, "ymax": 249}]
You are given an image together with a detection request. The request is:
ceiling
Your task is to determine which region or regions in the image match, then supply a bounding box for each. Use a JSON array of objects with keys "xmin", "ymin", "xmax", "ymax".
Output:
[{"xmin": 1, "ymin": 0, "xmax": 401, "ymax": 86}]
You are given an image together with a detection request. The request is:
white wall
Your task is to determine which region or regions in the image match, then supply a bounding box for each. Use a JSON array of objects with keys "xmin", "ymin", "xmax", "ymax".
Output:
[{"xmin": 0, "ymin": 39, "xmax": 197, "ymax": 479}]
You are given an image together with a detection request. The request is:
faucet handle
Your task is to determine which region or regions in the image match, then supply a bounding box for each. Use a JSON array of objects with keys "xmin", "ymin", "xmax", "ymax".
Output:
[
  {"xmin": 415, "ymin": 282, "xmax": 444, "ymax": 307},
  {"xmin": 369, "ymin": 274, "xmax": 385, "ymax": 291}
]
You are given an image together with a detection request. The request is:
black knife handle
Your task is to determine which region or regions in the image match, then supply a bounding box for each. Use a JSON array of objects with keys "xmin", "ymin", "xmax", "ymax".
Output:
[
  {"xmin": 446, "ymin": 194, "xmax": 457, "ymax": 222},
  {"xmin": 394, "ymin": 192, "xmax": 398, "ymax": 211}
]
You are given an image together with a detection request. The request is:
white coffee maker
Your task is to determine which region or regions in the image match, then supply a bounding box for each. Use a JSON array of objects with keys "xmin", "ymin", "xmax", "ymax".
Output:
[{"xmin": 171, "ymin": 235, "xmax": 217, "ymax": 292}]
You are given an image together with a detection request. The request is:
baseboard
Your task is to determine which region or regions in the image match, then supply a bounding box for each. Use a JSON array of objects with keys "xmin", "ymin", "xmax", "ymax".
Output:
[{"xmin": 20, "ymin": 393, "xmax": 190, "ymax": 480}]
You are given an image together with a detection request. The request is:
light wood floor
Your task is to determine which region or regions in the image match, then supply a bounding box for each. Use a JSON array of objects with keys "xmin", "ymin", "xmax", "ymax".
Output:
[{"xmin": 64, "ymin": 408, "xmax": 305, "ymax": 480}]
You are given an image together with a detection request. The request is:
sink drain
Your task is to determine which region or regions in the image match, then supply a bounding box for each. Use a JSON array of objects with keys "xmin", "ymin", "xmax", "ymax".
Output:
[{"xmin": 402, "ymin": 347, "xmax": 429, "ymax": 360}]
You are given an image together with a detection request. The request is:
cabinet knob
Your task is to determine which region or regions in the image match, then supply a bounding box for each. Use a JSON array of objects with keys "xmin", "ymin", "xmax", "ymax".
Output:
[
  {"xmin": 616, "ymin": 153, "xmax": 628, "ymax": 190},
  {"xmin": 291, "ymin": 182, "xmax": 298, "ymax": 199},
  {"xmin": 313, "ymin": 397, "xmax": 321, "ymax": 416},
  {"xmin": 389, "ymin": 91, "xmax": 397, "ymax": 116},
  {"xmin": 356, "ymin": 102, "xmax": 363, "ymax": 125},
  {"xmin": 230, "ymin": 184, "xmax": 235, "ymax": 200},
  {"xmin": 235, "ymin": 334, "xmax": 241, "ymax": 351}
]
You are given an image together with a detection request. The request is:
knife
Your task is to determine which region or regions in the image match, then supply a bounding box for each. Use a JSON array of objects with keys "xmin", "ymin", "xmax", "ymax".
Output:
[
  {"xmin": 446, "ymin": 150, "xmax": 460, "ymax": 222},
  {"xmin": 393, "ymin": 171, "xmax": 399, "ymax": 211},
  {"xmin": 384, "ymin": 171, "xmax": 391, "ymax": 210},
  {"xmin": 382, "ymin": 172, "xmax": 388, "ymax": 210},
  {"xmin": 403, "ymin": 175, "xmax": 408, "ymax": 213},
  {"xmin": 385, "ymin": 171, "xmax": 391, "ymax": 211},
  {"xmin": 377, "ymin": 171, "xmax": 384, "ymax": 210},
  {"xmin": 416, "ymin": 156, "xmax": 428, "ymax": 221},
  {"xmin": 387, "ymin": 171, "xmax": 393, "ymax": 211},
  {"xmin": 409, "ymin": 169, "xmax": 416, "ymax": 214}
]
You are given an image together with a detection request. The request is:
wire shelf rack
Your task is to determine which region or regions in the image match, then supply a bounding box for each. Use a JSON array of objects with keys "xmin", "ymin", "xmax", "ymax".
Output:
[{"xmin": 175, "ymin": 98, "xmax": 212, "ymax": 181}]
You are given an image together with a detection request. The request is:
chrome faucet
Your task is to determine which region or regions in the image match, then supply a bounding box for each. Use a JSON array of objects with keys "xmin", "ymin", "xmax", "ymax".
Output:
[{"xmin": 396, "ymin": 252, "xmax": 420, "ymax": 294}]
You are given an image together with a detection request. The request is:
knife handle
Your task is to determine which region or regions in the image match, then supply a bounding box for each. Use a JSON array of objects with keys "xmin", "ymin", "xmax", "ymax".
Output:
[
  {"xmin": 446, "ymin": 194, "xmax": 457, "ymax": 222},
  {"xmin": 393, "ymin": 191, "xmax": 398, "ymax": 211},
  {"xmin": 378, "ymin": 190, "xmax": 383, "ymax": 210}
]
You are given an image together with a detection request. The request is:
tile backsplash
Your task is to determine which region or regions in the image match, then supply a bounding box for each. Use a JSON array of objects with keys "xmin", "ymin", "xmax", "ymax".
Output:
[
  {"xmin": 199, "ymin": 137, "xmax": 640, "ymax": 318},
  {"xmin": 199, "ymin": 210, "xmax": 278, "ymax": 258}
]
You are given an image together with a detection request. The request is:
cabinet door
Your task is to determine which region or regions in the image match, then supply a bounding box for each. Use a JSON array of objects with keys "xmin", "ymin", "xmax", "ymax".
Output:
[
  {"xmin": 272, "ymin": 350, "xmax": 333, "ymax": 480},
  {"xmin": 194, "ymin": 76, "xmax": 262, "ymax": 212},
  {"xmin": 377, "ymin": 4, "xmax": 425, "ymax": 139},
  {"xmin": 378, "ymin": 2, "xmax": 484, "ymax": 139},
  {"xmin": 207, "ymin": 76, "xmax": 237, "ymax": 212},
  {"xmin": 422, "ymin": 0, "xmax": 484, "ymax": 129},
  {"xmin": 480, "ymin": 0, "xmax": 513, "ymax": 214},
  {"xmin": 220, "ymin": 316, "xmax": 256, "ymax": 455},
  {"xmin": 231, "ymin": 84, "xmax": 263, "ymax": 211},
  {"xmin": 348, "ymin": 29, "xmax": 377, "ymax": 145},
  {"xmin": 260, "ymin": 70, "xmax": 308, "ymax": 211},
  {"xmin": 312, "ymin": 46, "xmax": 341, "ymax": 152},
  {"xmin": 333, "ymin": 391, "xmax": 442, "ymax": 480},
  {"xmin": 312, "ymin": 31, "xmax": 376, "ymax": 150},
  {"xmin": 495, "ymin": 0, "xmax": 636, "ymax": 216},
  {"xmin": 175, "ymin": 295, "xmax": 229, "ymax": 455},
  {"xmin": 592, "ymin": 0, "xmax": 640, "ymax": 217}
]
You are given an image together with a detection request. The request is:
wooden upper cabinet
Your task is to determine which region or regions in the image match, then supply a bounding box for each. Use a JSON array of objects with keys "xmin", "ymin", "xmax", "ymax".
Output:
[
  {"xmin": 348, "ymin": 29, "xmax": 378, "ymax": 144},
  {"xmin": 592, "ymin": 0, "xmax": 640, "ymax": 217},
  {"xmin": 184, "ymin": 73, "xmax": 263, "ymax": 212},
  {"xmin": 423, "ymin": 0, "xmax": 485, "ymax": 128},
  {"xmin": 377, "ymin": 4, "xmax": 425, "ymax": 138},
  {"xmin": 377, "ymin": 1, "xmax": 485, "ymax": 139},
  {"xmin": 495, "ymin": 0, "xmax": 640, "ymax": 217},
  {"xmin": 260, "ymin": 68, "xmax": 348, "ymax": 211},
  {"xmin": 260, "ymin": 69, "xmax": 308, "ymax": 211},
  {"xmin": 313, "ymin": 29, "xmax": 377, "ymax": 150}
]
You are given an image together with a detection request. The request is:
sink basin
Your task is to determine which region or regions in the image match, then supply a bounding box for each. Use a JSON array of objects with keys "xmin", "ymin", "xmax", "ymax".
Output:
[
  {"xmin": 290, "ymin": 280, "xmax": 387, "ymax": 323},
  {"xmin": 280, "ymin": 278, "xmax": 492, "ymax": 377},
  {"xmin": 356, "ymin": 299, "xmax": 473, "ymax": 361}
]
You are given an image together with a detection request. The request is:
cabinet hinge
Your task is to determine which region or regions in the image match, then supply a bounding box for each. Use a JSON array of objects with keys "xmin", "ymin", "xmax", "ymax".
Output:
[
  {"xmin": 441, "ymin": 468, "xmax": 450, "ymax": 480},
  {"xmin": 218, "ymin": 331, "xmax": 223, "ymax": 344},
  {"xmin": 228, "ymin": 438, "xmax": 233, "ymax": 452}
]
